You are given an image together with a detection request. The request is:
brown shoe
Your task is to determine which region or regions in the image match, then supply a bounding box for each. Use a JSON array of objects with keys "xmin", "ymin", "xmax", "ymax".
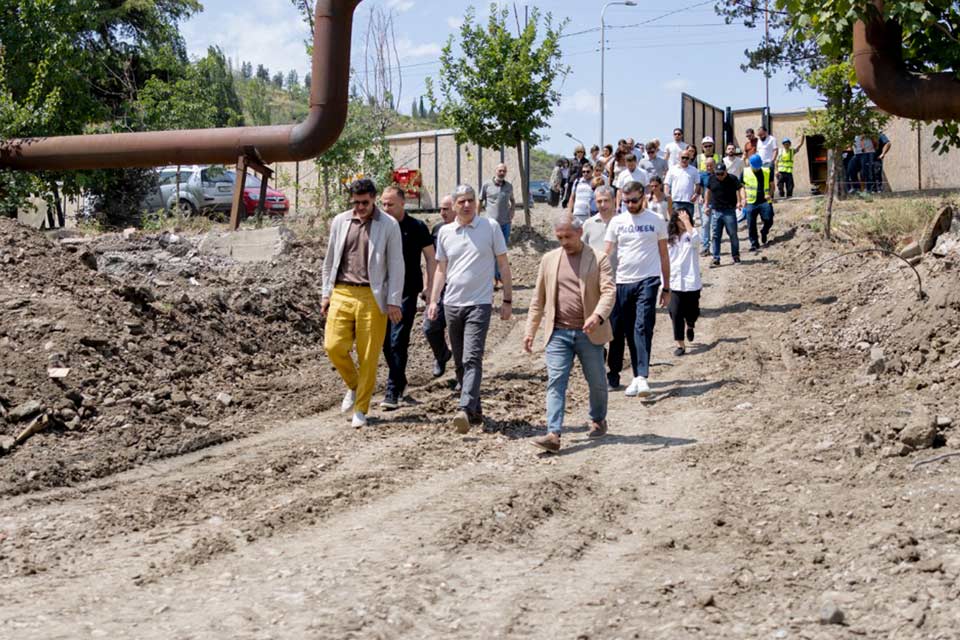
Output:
[
  {"xmin": 452, "ymin": 410, "xmax": 470, "ymax": 434},
  {"xmin": 532, "ymin": 432, "xmax": 561, "ymax": 453},
  {"xmin": 587, "ymin": 420, "xmax": 608, "ymax": 438}
]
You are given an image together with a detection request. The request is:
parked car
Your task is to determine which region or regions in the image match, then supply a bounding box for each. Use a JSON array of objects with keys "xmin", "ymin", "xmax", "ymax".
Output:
[
  {"xmin": 529, "ymin": 180, "xmax": 550, "ymax": 203},
  {"xmin": 144, "ymin": 165, "xmax": 289, "ymax": 218}
]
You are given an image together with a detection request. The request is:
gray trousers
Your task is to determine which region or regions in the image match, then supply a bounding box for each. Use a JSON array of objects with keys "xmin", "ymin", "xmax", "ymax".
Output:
[{"xmin": 444, "ymin": 304, "xmax": 492, "ymax": 415}]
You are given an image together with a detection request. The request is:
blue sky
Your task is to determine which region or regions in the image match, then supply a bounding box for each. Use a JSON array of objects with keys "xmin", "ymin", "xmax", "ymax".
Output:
[{"xmin": 181, "ymin": 0, "xmax": 822, "ymax": 155}]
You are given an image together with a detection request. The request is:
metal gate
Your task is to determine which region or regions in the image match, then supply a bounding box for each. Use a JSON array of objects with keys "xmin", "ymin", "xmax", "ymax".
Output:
[{"xmin": 681, "ymin": 93, "xmax": 727, "ymax": 148}]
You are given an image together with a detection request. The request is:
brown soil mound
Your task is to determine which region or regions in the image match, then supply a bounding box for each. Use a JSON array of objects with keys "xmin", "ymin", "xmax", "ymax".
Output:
[{"xmin": 0, "ymin": 219, "xmax": 342, "ymax": 495}]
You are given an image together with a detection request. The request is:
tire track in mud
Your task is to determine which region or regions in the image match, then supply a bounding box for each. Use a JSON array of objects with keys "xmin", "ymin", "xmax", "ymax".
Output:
[{"xmin": 0, "ymin": 225, "xmax": 781, "ymax": 639}]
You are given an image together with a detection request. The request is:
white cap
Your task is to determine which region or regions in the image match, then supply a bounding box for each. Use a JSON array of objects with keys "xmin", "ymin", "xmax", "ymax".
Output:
[{"xmin": 702, "ymin": 136, "xmax": 715, "ymax": 144}]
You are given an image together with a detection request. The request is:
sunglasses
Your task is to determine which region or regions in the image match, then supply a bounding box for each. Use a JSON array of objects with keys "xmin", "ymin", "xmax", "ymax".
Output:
[{"xmin": 623, "ymin": 197, "xmax": 642, "ymax": 204}]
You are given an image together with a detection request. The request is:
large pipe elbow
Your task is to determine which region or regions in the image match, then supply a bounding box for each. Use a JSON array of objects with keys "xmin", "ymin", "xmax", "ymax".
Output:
[
  {"xmin": 853, "ymin": 0, "xmax": 960, "ymax": 121},
  {"xmin": 0, "ymin": 0, "xmax": 360, "ymax": 171}
]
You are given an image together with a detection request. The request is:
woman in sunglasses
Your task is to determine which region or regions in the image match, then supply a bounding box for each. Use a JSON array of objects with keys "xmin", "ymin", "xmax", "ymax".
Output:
[
  {"xmin": 646, "ymin": 175, "xmax": 672, "ymax": 221},
  {"xmin": 666, "ymin": 207, "xmax": 702, "ymax": 357}
]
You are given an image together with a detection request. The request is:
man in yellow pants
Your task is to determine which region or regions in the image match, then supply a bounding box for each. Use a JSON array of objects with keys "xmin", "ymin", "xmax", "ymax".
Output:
[{"xmin": 321, "ymin": 179, "xmax": 404, "ymax": 428}]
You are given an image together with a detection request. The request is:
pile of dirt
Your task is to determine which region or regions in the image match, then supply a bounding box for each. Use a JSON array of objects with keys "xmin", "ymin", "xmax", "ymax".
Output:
[
  {"xmin": 0, "ymin": 220, "xmax": 351, "ymax": 495},
  {"xmin": 778, "ymin": 225, "xmax": 960, "ymax": 459}
]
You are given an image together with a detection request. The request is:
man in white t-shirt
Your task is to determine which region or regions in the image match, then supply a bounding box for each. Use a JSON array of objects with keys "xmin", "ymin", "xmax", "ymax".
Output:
[
  {"xmin": 604, "ymin": 180, "xmax": 671, "ymax": 397},
  {"xmin": 615, "ymin": 153, "xmax": 649, "ymax": 212},
  {"xmin": 664, "ymin": 149, "xmax": 701, "ymax": 219},
  {"xmin": 664, "ymin": 128, "xmax": 689, "ymax": 169},
  {"xmin": 756, "ymin": 126, "xmax": 778, "ymax": 168}
]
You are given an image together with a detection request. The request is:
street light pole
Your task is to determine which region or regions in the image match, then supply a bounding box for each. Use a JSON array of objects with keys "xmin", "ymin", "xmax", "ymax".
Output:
[{"xmin": 600, "ymin": 1, "xmax": 636, "ymax": 147}]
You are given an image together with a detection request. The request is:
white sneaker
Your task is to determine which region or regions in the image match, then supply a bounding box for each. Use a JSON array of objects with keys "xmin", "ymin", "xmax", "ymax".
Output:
[
  {"xmin": 352, "ymin": 411, "xmax": 367, "ymax": 429},
  {"xmin": 625, "ymin": 377, "xmax": 651, "ymax": 397},
  {"xmin": 341, "ymin": 388, "xmax": 356, "ymax": 413}
]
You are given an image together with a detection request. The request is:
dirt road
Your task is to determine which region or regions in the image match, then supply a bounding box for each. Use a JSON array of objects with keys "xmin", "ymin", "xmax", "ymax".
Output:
[{"xmin": 2, "ymin": 207, "xmax": 959, "ymax": 639}]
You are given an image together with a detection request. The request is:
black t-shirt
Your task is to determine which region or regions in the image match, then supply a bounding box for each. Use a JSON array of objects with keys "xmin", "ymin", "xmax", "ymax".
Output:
[
  {"xmin": 707, "ymin": 174, "xmax": 741, "ymax": 210},
  {"xmin": 399, "ymin": 213, "xmax": 434, "ymax": 297},
  {"xmin": 431, "ymin": 221, "xmax": 444, "ymax": 247}
]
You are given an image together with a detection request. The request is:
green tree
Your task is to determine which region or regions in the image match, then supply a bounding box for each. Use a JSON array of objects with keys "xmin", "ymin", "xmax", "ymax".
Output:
[
  {"xmin": 314, "ymin": 98, "xmax": 394, "ymax": 215},
  {"xmin": 255, "ymin": 64, "xmax": 270, "ymax": 82},
  {"xmin": 418, "ymin": 96, "xmax": 426, "ymax": 121},
  {"xmin": 272, "ymin": 71, "xmax": 285, "ymax": 90},
  {"xmin": 803, "ymin": 61, "xmax": 890, "ymax": 239},
  {"xmin": 410, "ymin": 99, "xmax": 419, "ymax": 118},
  {"xmin": 241, "ymin": 61, "xmax": 253, "ymax": 79},
  {"xmin": 724, "ymin": 0, "xmax": 960, "ymax": 151},
  {"xmin": 427, "ymin": 4, "xmax": 568, "ymax": 225},
  {"xmin": 286, "ymin": 69, "xmax": 300, "ymax": 92}
]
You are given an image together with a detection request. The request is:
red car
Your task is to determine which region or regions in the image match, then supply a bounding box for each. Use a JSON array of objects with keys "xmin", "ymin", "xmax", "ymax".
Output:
[{"xmin": 241, "ymin": 174, "xmax": 290, "ymax": 216}]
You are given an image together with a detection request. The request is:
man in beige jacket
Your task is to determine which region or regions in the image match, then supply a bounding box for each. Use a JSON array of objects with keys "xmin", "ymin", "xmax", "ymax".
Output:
[{"xmin": 524, "ymin": 213, "xmax": 617, "ymax": 453}]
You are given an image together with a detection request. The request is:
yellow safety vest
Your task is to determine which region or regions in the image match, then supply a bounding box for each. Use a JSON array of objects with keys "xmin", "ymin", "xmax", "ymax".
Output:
[
  {"xmin": 698, "ymin": 152, "xmax": 721, "ymax": 172},
  {"xmin": 742, "ymin": 167, "xmax": 771, "ymax": 204},
  {"xmin": 777, "ymin": 148, "xmax": 794, "ymax": 173}
]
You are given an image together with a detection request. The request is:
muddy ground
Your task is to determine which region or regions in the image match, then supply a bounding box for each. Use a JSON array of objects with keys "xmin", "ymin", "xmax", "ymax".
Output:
[{"xmin": 1, "ymin": 199, "xmax": 960, "ymax": 639}]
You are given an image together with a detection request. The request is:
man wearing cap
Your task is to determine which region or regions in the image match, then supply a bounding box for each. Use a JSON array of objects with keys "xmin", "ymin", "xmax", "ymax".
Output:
[
  {"xmin": 743, "ymin": 154, "xmax": 775, "ymax": 252},
  {"xmin": 777, "ymin": 136, "xmax": 804, "ymax": 198},
  {"xmin": 705, "ymin": 160, "xmax": 744, "ymax": 266},
  {"xmin": 697, "ymin": 138, "xmax": 721, "ymax": 256}
]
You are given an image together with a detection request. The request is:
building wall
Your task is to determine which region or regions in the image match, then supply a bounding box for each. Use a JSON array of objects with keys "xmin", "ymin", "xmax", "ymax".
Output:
[{"xmin": 729, "ymin": 109, "xmax": 960, "ymax": 196}]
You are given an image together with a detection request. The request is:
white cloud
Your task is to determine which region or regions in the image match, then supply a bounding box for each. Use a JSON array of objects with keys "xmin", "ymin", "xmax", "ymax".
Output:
[
  {"xmin": 663, "ymin": 77, "xmax": 691, "ymax": 93},
  {"xmin": 559, "ymin": 89, "xmax": 600, "ymax": 115},
  {"xmin": 447, "ymin": 16, "xmax": 463, "ymax": 29},
  {"xmin": 387, "ymin": 0, "xmax": 415, "ymax": 12},
  {"xmin": 395, "ymin": 37, "xmax": 442, "ymax": 59}
]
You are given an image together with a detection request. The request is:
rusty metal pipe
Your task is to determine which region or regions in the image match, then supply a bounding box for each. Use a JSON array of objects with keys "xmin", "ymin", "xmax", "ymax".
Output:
[
  {"xmin": 0, "ymin": 0, "xmax": 360, "ymax": 171},
  {"xmin": 853, "ymin": 0, "xmax": 960, "ymax": 121}
]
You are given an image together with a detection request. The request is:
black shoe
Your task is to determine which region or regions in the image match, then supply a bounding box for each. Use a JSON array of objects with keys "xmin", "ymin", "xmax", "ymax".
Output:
[
  {"xmin": 468, "ymin": 411, "xmax": 484, "ymax": 426},
  {"xmin": 733, "ymin": 256, "xmax": 741, "ymax": 264},
  {"xmin": 761, "ymin": 231, "xmax": 769, "ymax": 245},
  {"xmin": 686, "ymin": 326, "xmax": 695, "ymax": 342},
  {"xmin": 749, "ymin": 246, "xmax": 759, "ymax": 253},
  {"xmin": 380, "ymin": 393, "xmax": 400, "ymax": 410},
  {"xmin": 432, "ymin": 349, "xmax": 451, "ymax": 378},
  {"xmin": 709, "ymin": 259, "xmax": 720, "ymax": 268},
  {"xmin": 674, "ymin": 347, "xmax": 685, "ymax": 357}
]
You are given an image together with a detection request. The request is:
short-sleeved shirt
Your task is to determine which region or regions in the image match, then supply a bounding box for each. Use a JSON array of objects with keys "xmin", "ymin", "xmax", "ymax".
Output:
[
  {"xmin": 707, "ymin": 174, "xmax": 741, "ymax": 210},
  {"xmin": 665, "ymin": 141, "xmax": 689, "ymax": 167},
  {"xmin": 335, "ymin": 215, "xmax": 371, "ymax": 285},
  {"xmin": 397, "ymin": 213, "xmax": 434, "ymax": 297},
  {"xmin": 665, "ymin": 165, "xmax": 700, "ymax": 203},
  {"xmin": 555, "ymin": 250, "xmax": 585, "ymax": 330},
  {"xmin": 435, "ymin": 215, "xmax": 508, "ymax": 307},
  {"xmin": 615, "ymin": 167, "xmax": 650, "ymax": 198},
  {"xmin": 724, "ymin": 156, "xmax": 745, "ymax": 178},
  {"xmin": 668, "ymin": 229, "xmax": 702, "ymax": 292},
  {"xmin": 604, "ymin": 210, "xmax": 668, "ymax": 284},
  {"xmin": 757, "ymin": 135, "xmax": 778, "ymax": 164},
  {"xmin": 480, "ymin": 180, "xmax": 514, "ymax": 225},
  {"xmin": 583, "ymin": 213, "xmax": 616, "ymax": 275},
  {"xmin": 639, "ymin": 155, "xmax": 668, "ymax": 180}
]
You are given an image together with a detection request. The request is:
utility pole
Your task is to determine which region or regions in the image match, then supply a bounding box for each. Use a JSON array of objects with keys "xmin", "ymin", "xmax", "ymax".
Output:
[
  {"xmin": 764, "ymin": 0, "xmax": 771, "ymax": 129},
  {"xmin": 600, "ymin": 1, "xmax": 637, "ymax": 146}
]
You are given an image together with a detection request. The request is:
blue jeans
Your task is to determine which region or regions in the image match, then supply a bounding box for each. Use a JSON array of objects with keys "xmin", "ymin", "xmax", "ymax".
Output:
[
  {"xmin": 545, "ymin": 329, "xmax": 608, "ymax": 435},
  {"xmin": 615, "ymin": 277, "xmax": 661, "ymax": 379},
  {"xmin": 699, "ymin": 206, "xmax": 714, "ymax": 252},
  {"xmin": 382, "ymin": 295, "xmax": 419, "ymax": 397},
  {"xmin": 711, "ymin": 208, "xmax": 740, "ymax": 260},
  {"xmin": 495, "ymin": 223, "xmax": 511, "ymax": 281},
  {"xmin": 745, "ymin": 202, "xmax": 774, "ymax": 249}
]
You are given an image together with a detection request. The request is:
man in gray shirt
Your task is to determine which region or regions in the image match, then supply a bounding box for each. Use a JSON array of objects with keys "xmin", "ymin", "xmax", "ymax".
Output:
[
  {"xmin": 639, "ymin": 142, "xmax": 668, "ymax": 180},
  {"xmin": 480, "ymin": 163, "xmax": 515, "ymax": 284},
  {"xmin": 429, "ymin": 184, "xmax": 513, "ymax": 434}
]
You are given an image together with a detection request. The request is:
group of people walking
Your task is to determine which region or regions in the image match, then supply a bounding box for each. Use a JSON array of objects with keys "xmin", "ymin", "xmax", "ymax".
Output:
[{"xmin": 321, "ymin": 129, "xmax": 782, "ymax": 452}]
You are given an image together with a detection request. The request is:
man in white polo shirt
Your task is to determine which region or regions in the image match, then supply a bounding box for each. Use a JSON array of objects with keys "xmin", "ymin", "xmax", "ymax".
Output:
[
  {"xmin": 604, "ymin": 181, "xmax": 671, "ymax": 397},
  {"xmin": 664, "ymin": 149, "xmax": 701, "ymax": 221},
  {"xmin": 428, "ymin": 185, "xmax": 513, "ymax": 434}
]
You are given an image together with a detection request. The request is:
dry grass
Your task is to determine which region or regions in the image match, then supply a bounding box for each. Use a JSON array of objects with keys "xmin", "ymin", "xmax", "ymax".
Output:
[{"xmin": 785, "ymin": 192, "xmax": 958, "ymax": 250}]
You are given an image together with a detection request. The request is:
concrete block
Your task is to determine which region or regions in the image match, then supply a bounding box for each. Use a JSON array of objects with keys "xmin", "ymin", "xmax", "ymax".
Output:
[{"xmin": 199, "ymin": 226, "xmax": 295, "ymax": 263}]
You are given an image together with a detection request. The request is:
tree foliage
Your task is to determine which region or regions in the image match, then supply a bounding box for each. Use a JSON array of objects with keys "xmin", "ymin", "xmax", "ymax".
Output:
[
  {"xmin": 803, "ymin": 61, "xmax": 890, "ymax": 239},
  {"xmin": 427, "ymin": 3, "xmax": 568, "ymax": 225},
  {"xmin": 720, "ymin": 0, "xmax": 960, "ymax": 150},
  {"xmin": 314, "ymin": 99, "xmax": 394, "ymax": 214}
]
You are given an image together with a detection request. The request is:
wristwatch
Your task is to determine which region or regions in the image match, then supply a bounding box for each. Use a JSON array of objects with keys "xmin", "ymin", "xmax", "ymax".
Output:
[{"xmin": 662, "ymin": 288, "xmax": 671, "ymax": 293}]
